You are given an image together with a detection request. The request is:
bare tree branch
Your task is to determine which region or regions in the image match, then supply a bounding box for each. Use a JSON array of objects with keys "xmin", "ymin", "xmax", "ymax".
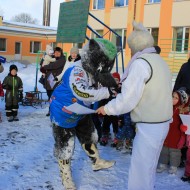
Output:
[{"xmin": 11, "ymin": 13, "xmax": 39, "ymax": 24}]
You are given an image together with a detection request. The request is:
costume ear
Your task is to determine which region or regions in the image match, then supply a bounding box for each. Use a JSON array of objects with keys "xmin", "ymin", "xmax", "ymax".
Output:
[
  {"xmin": 89, "ymin": 39, "xmax": 100, "ymax": 51},
  {"xmin": 95, "ymin": 73, "xmax": 117, "ymax": 87}
]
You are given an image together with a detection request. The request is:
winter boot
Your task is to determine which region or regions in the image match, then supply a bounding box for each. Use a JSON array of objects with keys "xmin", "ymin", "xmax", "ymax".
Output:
[
  {"xmin": 116, "ymin": 140, "xmax": 124, "ymax": 151},
  {"xmin": 156, "ymin": 163, "xmax": 167, "ymax": 173},
  {"xmin": 82, "ymin": 143, "xmax": 115, "ymax": 171},
  {"xmin": 100, "ymin": 135, "xmax": 108, "ymax": 146},
  {"xmin": 168, "ymin": 166, "xmax": 177, "ymax": 174},
  {"xmin": 13, "ymin": 116, "xmax": 19, "ymax": 121},
  {"xmin": 58, "ymin": 159, "xmax": 76, "ymax": 190},
  {"xmin": 111, "ymin": 138, "xmax": 118, "ymax": 147},
  {"xmin": 181, "ymin": 175, "xmax": 190, "ymax": 182},
  {"xmin": 7, "ymin": 116, "xmax": 14, "ymax": 122}
]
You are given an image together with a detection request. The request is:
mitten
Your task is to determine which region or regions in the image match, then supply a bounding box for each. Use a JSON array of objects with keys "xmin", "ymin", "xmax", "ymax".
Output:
[
  {"xmin": 177, "ymin": 134, "xmax": 186, "ymax": 149},
  {"xmin": 53, "ymin": 77, "xmax": 58, "ymax": 82},
  {"xmin": 180, "ymin": 124, "xmax": 188, "ymax": 132}
]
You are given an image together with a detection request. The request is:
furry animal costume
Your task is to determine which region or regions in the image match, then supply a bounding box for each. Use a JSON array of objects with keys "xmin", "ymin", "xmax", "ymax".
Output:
[{"xmin": 50, "ymin": 38, "xmax": 117, "ymax": 190}]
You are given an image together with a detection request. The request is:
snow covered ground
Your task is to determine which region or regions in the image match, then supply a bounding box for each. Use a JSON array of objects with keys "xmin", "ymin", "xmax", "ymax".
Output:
[{"xmin": 0, "ymin": 62, "xmax": 189, "ymax": 190}]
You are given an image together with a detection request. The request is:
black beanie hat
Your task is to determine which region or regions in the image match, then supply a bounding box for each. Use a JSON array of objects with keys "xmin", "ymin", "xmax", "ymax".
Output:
[
  {"xmin": 10, "ymin": 64, "xmax": 18, "ymax": 72},
  {"xmin": 54, "ymin": 47, "xmax": 63, "ymax": 56}
]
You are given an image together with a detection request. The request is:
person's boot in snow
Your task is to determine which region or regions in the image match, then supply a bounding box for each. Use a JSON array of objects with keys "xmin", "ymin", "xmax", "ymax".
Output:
[
  {"xmin": 156, "ymin": 163, "xmax": 167, "ymax": 173},
  {"xmin": 168, "ymin": 166, "xmax": 178, "ymax": 174},
  {"xmin": 111, "ymin": 138, "xmax": 119, "ymax": 147},
  {"xmin": 181, "ymin": 175, "xmax": 190, "ymax": 182},
  {"xmin": 82, "ymin": 143, "xmax": 115, "ymax": 171},
  {"xmin": 99, "ymin": 134, "xmax": 108, "ymax": 146},
  {"xmin": 13, "ymin": 116, "xmax": 19, "ymax": 121},
  {"xmin": 7, "ymin": 116, "xmax": 14, "ymax": 122},
  {"xmin": 58, "ymin": 159, "xmax": 76, "ymax": 190}
]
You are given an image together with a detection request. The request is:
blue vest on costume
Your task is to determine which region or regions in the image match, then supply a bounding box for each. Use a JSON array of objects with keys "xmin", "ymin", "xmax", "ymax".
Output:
[{"xmin": 50, "ymin": 66, "xmax": 85, "ymax": 128}]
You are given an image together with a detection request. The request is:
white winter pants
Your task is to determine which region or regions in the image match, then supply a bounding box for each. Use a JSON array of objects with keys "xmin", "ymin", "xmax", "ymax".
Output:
[{"xmin": 128, "ymin": 122, "xmax": 170, "ymax": 190}]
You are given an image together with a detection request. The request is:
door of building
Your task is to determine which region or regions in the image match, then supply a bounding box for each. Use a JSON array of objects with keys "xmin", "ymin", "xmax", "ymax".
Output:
[{"xmin": 14, "ymin": 42, "xmax": 22, "ymax": 60}]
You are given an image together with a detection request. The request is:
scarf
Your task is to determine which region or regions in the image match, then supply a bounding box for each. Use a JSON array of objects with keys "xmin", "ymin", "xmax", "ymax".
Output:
[{"xmin": 120, "ymin": 47, "xmax": 156, "ymax": 82}]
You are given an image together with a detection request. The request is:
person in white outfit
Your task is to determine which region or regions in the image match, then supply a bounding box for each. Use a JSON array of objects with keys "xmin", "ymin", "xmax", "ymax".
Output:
[{"xmin": 96, "ymin": 21, "xmax": 173, "ymax": 190}]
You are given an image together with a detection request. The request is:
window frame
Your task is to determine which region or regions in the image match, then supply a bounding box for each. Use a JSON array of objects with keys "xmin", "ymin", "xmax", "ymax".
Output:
[
  {"xmin": 93, "ymin": 0, "xmax": 105, "ymax": 10},
  {"xmin": 111, "ymin": 28, "xmax": 127, "ymax": 50},
  {"xmin": 147, "ymin": 28, "xmax": 159, "ymax": 46},
  {"xmin": 114, "ymin": 0, "xmax": 129, "ymax": 7},
  {"xmin": 172, "ymin": 27, "xmax": 189, "ymax": 52},
  {"xmin": 147, "ymin": 0, "xmax": 161, "ymax": 3},
  {"xmin": 0, "ymin": 38, "xmax": 7, "ymax": 52},
  {"xmin": 30, "ymin": 41, "xmax": 41, "ymax": 54}
]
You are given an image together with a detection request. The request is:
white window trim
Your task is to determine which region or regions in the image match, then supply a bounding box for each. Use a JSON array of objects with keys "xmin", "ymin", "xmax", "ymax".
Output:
[
  {"xmin": 0, "ymin": 38, "xmax": 7, "ymax": 52},
  {"xmin": 93, "ymin": 0, "xmax": 105, "ymax": 10},
  {"xmin": 147, "ymin": 0, "xmax": 161, "ymax": 3},
  {"xmin": 114, "ymin": 0, "xmax": 129, "ymax": 7},
  {"xmin": 112, "ymin": 28, "xmax": 126, "ymax": 49}
]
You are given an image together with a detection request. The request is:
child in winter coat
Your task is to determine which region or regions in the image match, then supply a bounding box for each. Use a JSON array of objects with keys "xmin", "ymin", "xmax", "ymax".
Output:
[
  {"xmin": 2, "ymin": 64, "xmax": 23, "ymax": 122},
  {"xmin": 99, "ymin": 72, "xmax": 121, "ymax": 146},
  {"xmin": 157, "ymin": 89, "xmax": 189, "ymax": 174},
  {"xmin": 0, "ymin": 81, "xmax": 4, "ymax": 122},
  {"xmin": 39, "ymin": 44, "xmax": 56, "ymax": 85},
  {"xmin": 180, "ymin": 99, "xmax": 190, "ymax": 182}
]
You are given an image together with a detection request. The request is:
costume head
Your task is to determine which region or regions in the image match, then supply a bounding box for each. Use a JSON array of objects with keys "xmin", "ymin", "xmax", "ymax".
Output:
[
  {"xmin": 127, "ymin": 21, "xmax": 154, "ymax": 55},
  {"xmin": 46, "ymin": 44, "xmax": 54, "ymax": 55},
  {"xmin": 9, "ymin": 64, "xmax": 18, "ymax": 72},
  {"xmin": 81, "ymin": 38, "xmax": 117, "ymax": 87}
]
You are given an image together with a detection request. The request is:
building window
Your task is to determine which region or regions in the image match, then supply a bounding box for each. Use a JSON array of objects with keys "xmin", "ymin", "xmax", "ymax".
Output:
[
  {"xmin": 91, "ymin": 30, "xmax": 103, "ymax": 38},
  {"xmin": 148, "ymin": 0, "xmax": 161, "ymax": 3},
  {"xmin": 0, "ymin": 38, "xmax": 6, "ymax": 51},
  {"xmin": 73, "ymin": 43, "xmax": 83, "ymax": 49},
  {"xmin": 111, "ymin": 29, "xmax": 126, "ymax": 50},
  {"xmin": 148, "ymin": 28, "xmax": 159, "ymax": 46},
  {"xmin": 50, "ymin": 42, "xmax": 57, "ymax": 49},
  {"xmin": 172, "ymin": 27, "xmax": 189, "ymax": 52},
  {"xmin": 30, "ymin": 41, "xmax": 41, "ymax": 53},
  {"xmin": 114, "ymin": 0, "xmax": 128, "ymax": 7},
  {"xmin": 93, "ymin": 0, "xmax": 105, "ymax": 10}
]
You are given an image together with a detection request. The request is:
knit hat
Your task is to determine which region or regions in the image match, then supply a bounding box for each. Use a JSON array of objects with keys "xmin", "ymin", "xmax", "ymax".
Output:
[
  {"xmin": 94, "ymin": 38, "xmax": 117, "ymax": 61},
  {"xmin": 54, "ymin": 47, "xmax": 63, "ymax": 56},
  {"xmin": 176, "ymin": 89, "xmax": 189, "ymax": 105},
  {"xmin": 70, "ymin": 47, "xmax": 79, "ymax": 54},
  {"xmin": 127, "ymin": 21, "xmax": 154, "ymax": 55},
  {"xmin": 112, "ymin": 72, "xmax": 120, "ymax": 81},
  {"xmin": 46, "ymin": 44, "xmax": 54, "ymax": 55},
  {"xmin": 9, "ymin": 64, "xmax": 18, "ymax": 72}
]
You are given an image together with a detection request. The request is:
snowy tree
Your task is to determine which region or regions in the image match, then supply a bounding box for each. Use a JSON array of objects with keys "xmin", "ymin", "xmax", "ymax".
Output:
[{"xmin": 11, "ymin": 13, "xmax": 38, "ymax": 24}]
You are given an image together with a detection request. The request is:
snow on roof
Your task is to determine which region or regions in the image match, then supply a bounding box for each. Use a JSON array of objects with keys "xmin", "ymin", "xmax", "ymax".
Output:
[
  {"xmin": 0, "ymin": 25, "xmax": 57, "ymax": 35},
  {"xmin": 3, "ymin": 20, "xmax": 57, "ymax": 31}
]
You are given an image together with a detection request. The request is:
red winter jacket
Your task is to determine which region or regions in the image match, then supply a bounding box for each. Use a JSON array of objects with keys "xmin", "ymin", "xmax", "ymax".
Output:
[
  {"xmin": 0, "ymin": 81, "xmax": 4, "ymax": 97},
  {"xmin": 164, "ymin": 106, "xmax": 187, "ymax": 149}
]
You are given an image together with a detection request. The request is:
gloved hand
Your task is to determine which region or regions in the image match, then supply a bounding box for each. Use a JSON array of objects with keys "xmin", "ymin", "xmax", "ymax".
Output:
[
  {"xmin": 177, "ymin": 134, "xmax": 186, "ymax": 149},
  {"xmin": 180, "ymin": 124, "xmax": 188, "ymax": 132},
  {"xmin": 1, "ymin": 96, "xmax": 4, "ymax": 102},
  {"xmin": 108, "ymin": 87, "xmax": 117, "ymax": 98},
  {"xmin": 53, "ymin": 77, "xmax": 58, "ymax": 82}
]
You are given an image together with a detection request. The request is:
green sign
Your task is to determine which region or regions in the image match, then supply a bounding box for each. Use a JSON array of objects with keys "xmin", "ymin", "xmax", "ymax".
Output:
[{"xmin": 56, "ymin": 0, "xmax": 90, "ymax": 43}]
